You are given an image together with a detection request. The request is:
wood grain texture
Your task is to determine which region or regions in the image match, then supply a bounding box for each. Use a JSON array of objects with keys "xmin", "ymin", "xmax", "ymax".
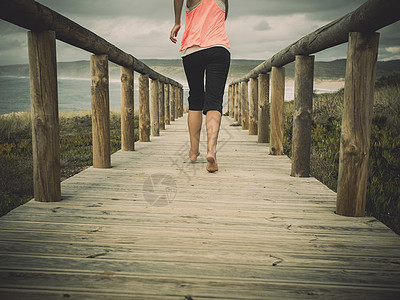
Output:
[
  {"xmin": 241, "ymin": 81, "xmax": 249, "ymax": 130},
  {"xmin": 234, "ymin": 84, "xmax": 239, "ymax": 122},
  {"xmin": 120, "ymin": 67, "xmax": 135, "ymax": 151},
  {"xmin": 150, "ymin": 79, "xmax": 160, "ymax": 137},
  {"xmin": 291, "ymin": 55, "xmax": 314, "ymax": 177},
  {"xmin": 28, "ymin": 30, "xmax": 61, "ymax": 202},
  {"xmin": 249, "ymin": 78, "xmax": 258, "ymax": 135},
  {"xmin": 170, "ymin": 85, "xmax": 175, "ymax": 122},
  {"xmin": 90, "ymin": 54, "xmax": 111, "ymax": 168},
  {"xmin": 164, "ymin": 84, "xmax": 170, "ymax": 125},
  {"xmin": 0, "ymin": 114, "xmax": 399, "ymax": 299},
  {"xmin": 336, "ymin": 32, "xmax": 380, "ymax": 217},
  {"xmin": 174, "ymin": 86, "xmax": 179, "ymax": 120},
  {"xmin": 159, "ymin": 81, "xmax": 165, "ymax": 130},
  {"xmin": 270, "ymin": 66, "xmax": 285, "ymax": 155},
  {"xmin": 258, "ymin": 73, "xmax": 270, "ymax": 143},
  {"xmin": 139, "ymin": 74, "xmax": 150, "ymax": 142}
]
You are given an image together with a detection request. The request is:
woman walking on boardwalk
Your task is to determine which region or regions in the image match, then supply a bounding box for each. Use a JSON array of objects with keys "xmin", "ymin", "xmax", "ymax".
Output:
[{"xmin": 170, "ymin": 0, "xmax": 231, "ymax": 172}]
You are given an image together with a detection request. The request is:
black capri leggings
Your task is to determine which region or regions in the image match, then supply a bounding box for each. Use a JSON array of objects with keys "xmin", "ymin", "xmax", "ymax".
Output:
[{"xmin": 182, "ymin": 46, "xmax": 231, "ymax": 115}]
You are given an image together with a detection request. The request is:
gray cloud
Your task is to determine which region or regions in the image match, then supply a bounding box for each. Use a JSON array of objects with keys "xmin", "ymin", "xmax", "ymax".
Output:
[
  {"xmin": 0, "ymin": 0, "xmax": 399, "ymax": 65},
  {"xmin": 254, "ymin": 20, "xmax": 271, "ymax": 31}
]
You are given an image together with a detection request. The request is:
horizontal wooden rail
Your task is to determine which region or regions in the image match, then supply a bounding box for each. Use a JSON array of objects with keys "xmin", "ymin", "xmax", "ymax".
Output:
[
  {"xmin": 230, "ymin": 0, "xmax": 400, "ymax": 84},
  {"xmin": 0, "ymin": 0, "xmax": 182, "ymax": 88}
]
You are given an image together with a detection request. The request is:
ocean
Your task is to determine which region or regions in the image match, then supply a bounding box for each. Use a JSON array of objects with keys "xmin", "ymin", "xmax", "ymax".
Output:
[
  {"xmin": 0, "ymin": 75, "xmax": 190, "ymax": 115},
  {"xmin": 0, "ymin": 75, "xmax": 338, "ymax": 115}
]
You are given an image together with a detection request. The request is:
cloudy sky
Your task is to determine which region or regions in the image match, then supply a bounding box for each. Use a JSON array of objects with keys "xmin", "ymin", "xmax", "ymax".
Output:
[{"xmin": 0, "ymin": 0, "xmax": 399, "ymax": 65}]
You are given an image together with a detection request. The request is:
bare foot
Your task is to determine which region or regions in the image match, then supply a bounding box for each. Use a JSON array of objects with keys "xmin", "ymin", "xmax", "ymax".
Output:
[
  {"xmin": 189, "ymin": 150, "xmax": 200, "ymax": 162},
  {"xmin": 206, "ymin": 153, "xmax": 218, "ymax": 172}
]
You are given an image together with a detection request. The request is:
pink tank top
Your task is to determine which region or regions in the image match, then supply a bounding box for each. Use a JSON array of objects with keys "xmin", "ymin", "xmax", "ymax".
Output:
[{"xmin": 180, "ymin": 0, "xmax": 230, "ymax": 52}]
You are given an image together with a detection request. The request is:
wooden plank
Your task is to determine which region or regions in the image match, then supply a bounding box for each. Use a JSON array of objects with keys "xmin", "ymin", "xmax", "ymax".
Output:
[{"xmin": 0, "ymin": 114, "xmax": 399, "ymax": 298}]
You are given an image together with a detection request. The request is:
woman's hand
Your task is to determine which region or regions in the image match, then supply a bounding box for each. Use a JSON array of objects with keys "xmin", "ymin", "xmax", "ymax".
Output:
[{"xmin": 170, "ymin": 24, "xmax": 181, "ymax": 44}]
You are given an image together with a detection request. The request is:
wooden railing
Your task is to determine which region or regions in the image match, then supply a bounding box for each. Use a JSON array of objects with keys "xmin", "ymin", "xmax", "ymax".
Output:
[
  {"xmin": 228, "ymin": 0, "xmax": 400, "ymax": 217},
  {"xmin": 0, "ymin": 0, "xmax": 184, "ymax": 203}
]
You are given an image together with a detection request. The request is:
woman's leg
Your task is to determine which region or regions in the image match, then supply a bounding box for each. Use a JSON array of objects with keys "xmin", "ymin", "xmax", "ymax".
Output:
[
  {"xmin": 183, "ymin": 51, "xmax": 206, "ymax": 162},
  {"xmin": 203, "ymin": 47, "xmax": 231, "ymax": 172},
  {"xmin": 188, "ymin": 110, "xmax": 202, "ymax": 162},
  {"xmin": 206, "ymin": 110, "xmax": 221, "ymax": 172}
]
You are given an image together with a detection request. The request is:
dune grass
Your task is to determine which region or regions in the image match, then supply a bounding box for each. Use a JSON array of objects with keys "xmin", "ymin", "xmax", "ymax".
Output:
[{"xmin": 0, "ymin": 110, "xmax": 135, "ymax": 216}]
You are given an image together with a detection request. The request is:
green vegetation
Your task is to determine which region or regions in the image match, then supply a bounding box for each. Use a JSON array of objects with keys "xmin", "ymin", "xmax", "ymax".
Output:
[
  {"xmin": 0, "ymin": 111, "xmax": 137, "ymax": 216},
  {"xmin": 284, "ymin": 74, "xmax": 400, "ymax": 234}
]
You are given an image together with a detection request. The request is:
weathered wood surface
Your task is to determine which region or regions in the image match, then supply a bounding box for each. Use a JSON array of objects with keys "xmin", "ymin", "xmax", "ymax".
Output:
[
  {"xmin": 159, "ymin": 82, "xmax": 165, "ymax": 131},
  {"xmin": 28, "ymin": 30, "xmax": 61, "ymax": 202},
  {"xmin": 120, "ymin": 67, "xmax": 135, "ymax": 151},
  {"xmin": 139, "ymin": 74, "xmax": 150, "ymax": 142},
  {"xmin": 164, "ymin": 84, "xmax": 170, "ymax": 126},
  {"xmin": 241, "ymin": 81, "xmax": 249, "ymax": 130},
  {"xmin": 337, "ymin": 32, "xmax": 380, "ymax": 217},
  {"xmin": 258, "ymin": 73, "xmax": 270, "ymax": 143},
  {"xmin": 249, "ymin": 78, "xmax": 258, "ymax": 135},
  {"xmin": 150, "ymin": 79, "xmax": 160, "ymax": 137},
  {"xmin": 0, "ymin": 115, "xmax": 399, "ymax": 299},
  {"xmin": 270, "ymin": 67, "xmax": 285, "ymax": 155},
  {"xmin": 234, "ymin": 83, "xmax": 239, "ymax": 122},
  {"xmin": 291, "ymin": 55, "xmax": 314, "ymax": 177},
  {"xmin": 90, "ymin": 54, "xmax": 111, "ymax": 168}
]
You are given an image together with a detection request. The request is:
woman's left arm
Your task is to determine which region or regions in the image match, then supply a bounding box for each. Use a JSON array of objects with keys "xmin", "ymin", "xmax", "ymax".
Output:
[{"xmin": 225, "ymin": 0, "xmax": 229, "ymax": 20}]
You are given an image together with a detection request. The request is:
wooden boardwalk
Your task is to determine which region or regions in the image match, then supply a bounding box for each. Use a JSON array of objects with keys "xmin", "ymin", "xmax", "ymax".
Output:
[{"xmin": 0, "ymin": 114, "xmax": 399, "ymax": 299}]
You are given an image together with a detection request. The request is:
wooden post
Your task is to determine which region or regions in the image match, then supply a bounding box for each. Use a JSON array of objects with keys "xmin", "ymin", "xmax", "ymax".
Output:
[
  {"xmin": 28, "ymin": 30, "xmax": 61, "ymax": 202},
  {"xmin": 230, "ymin": 85, "xmax": 234, "ymax": 118},
  {"xmin": 177, "ymin": 87, "xmax": 181, "ymax": 118},
  {"xmin": 227, "ymin": 86, "xmax": 231, "ymax": 116},
  {"xmin": 121, "ymin": 67, "xmax": 135, "ymax": 151},
  {"xmin": 249, "ymin": 78, "xmax": 258, "ymax": 135},
  {"xmin": 233, "ymin": 85, "xmax": 237, "ymax": 121},
  {"xmin": 170, "ymin": 85, "xmax": 175, "ymax": 122},
  {"xmin": 237, "ymin": 83, "xmax": 241, "ymax": 123},
  {"xmin": 139, "ymin": 74, "xmax": 150, "ymax": 142},
  {"xmin": 175, "ymin": 86, "xmax": 179, "ymax": 120},
  {"xmin": 179, "ymin": 88, "xmax": 183, "ymax": 117},
  {"xmin": 336, "ymin": 32, "xmax": 380, "ymax": 217},
  {"xmin": 181, "ymin": 88, "xmax": 184, "ymax": 117},
  {"xmin": 90, "ymin": 54, "xmax": 111, "ymax": 168},
  {"xmin": 241, "ymin": 81, "xmax": 249, "ymax": 130},
  {"xmin": 291, "ymin": 55, "xmax": 315, "ymax": 177},
  {"xmin": 150, "ymin": 79, "xmax": 160, "ymax": 136},
  {"xmin": 159, "ymin": 81, "xmax": 165, "ymax": 130},
  {"xmin": 164, "ymin": 83, "xmax": 170, "ymax": 125},
  {"xmin": 258, "ymin": 73, "xmax": 270, "ymax": 143},
  {"xmin": 228, "ymin": 86, "xmax": 232, "ymax": 118},
  {"xmin": 270, "ymin": 66, "xmax": 285, "ymax": 155}
]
